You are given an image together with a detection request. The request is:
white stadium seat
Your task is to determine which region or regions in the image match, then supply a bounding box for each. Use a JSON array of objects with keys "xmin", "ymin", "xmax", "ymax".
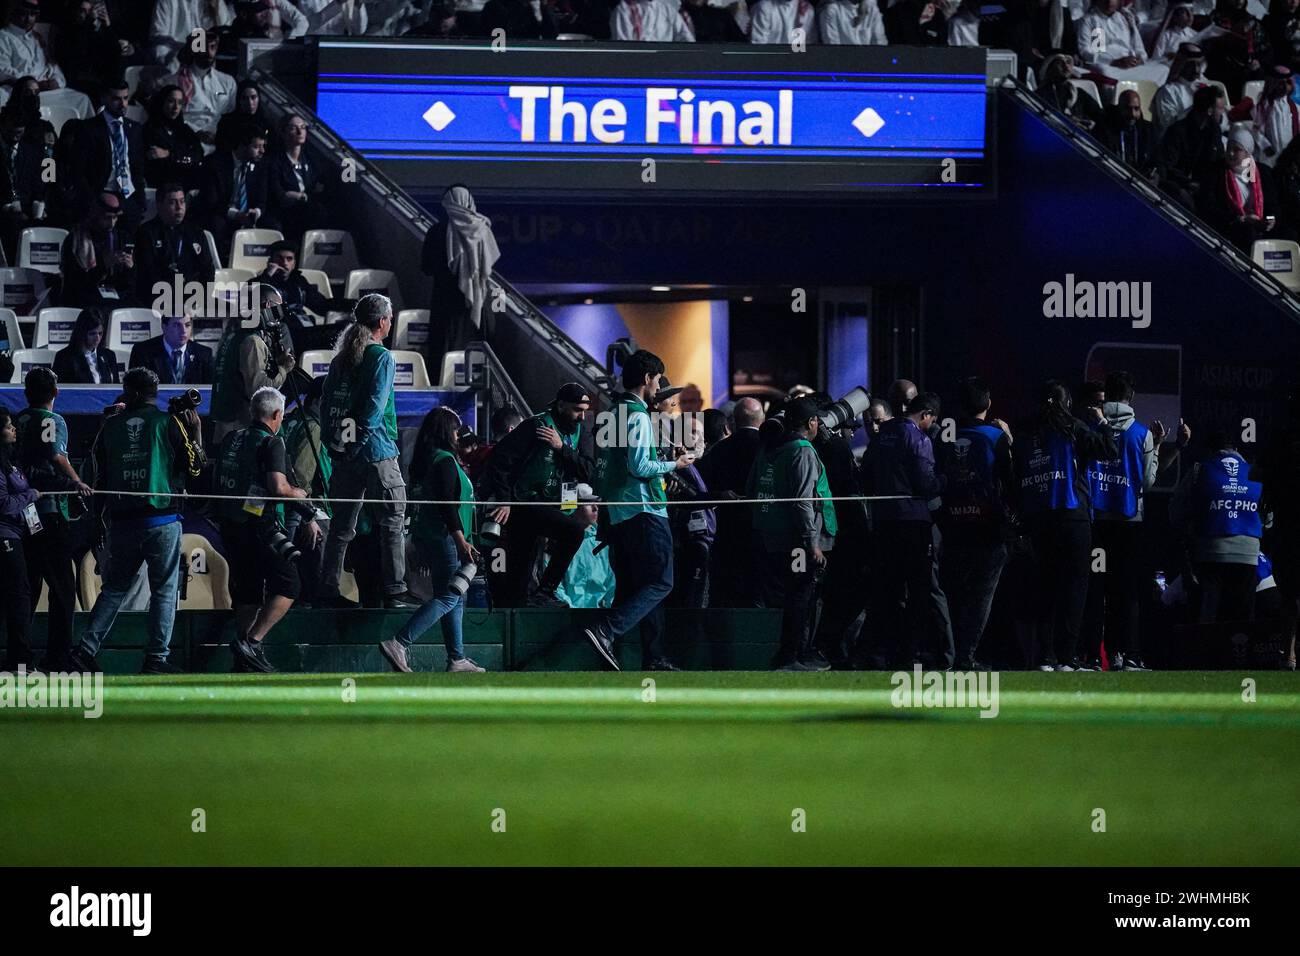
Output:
[
  {"xmin": 230, "ymin": 228, "xmax": 283, "ymax": 274},
  {"xmin": 300, "ymin": 349, "xmax": 337, "ymax": 377},
  {"xmin": 300, "ymin": 229, "xmax": 360, "ymax": 283},
  {"xmin": 393, "ymin": 309, "xmax": 431, "ymax": 349},
  {"xmin": 0, "ymin": 267, "xmax": 48, "ymax": 315},
  {"xmin": 9, "ymin": 348, "xmax": 54, "ymax": 383},
  {"xmin": 1253, "ymin": 239, "xmax": 1300, "ymax": 291},
  {"xmin": 0, "ymin": 307, "xmax": 23, "ymax": 351},
  {"xmin": 389, "ymin": 349, "xmax": 430, "ymax": 388},
  {"xmin": 440, "ymin": 350, "xmax": 465, "ymax": 387},
  {"xmin": 345, "ymin": 268, "xmax": 402, "ymax": 312},
  {"xmin": 18, "ymin": 226, "xmax": 68, "ymax": 274},
  {"xmin": 108, "ymin": 308, "xmax": 163, "ymax": 351},
  {"xmin": 1068, "ymin": 79, "xmax": 1102, "ymax": 109},
  {"xmin": 34, "ymin": 307, "xmax": 81, "ymax": 348}
]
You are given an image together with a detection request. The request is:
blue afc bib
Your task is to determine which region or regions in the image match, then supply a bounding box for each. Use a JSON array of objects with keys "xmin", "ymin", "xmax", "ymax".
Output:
[
  {"xmin": 941, "ymin": 423, "xmax": 1002, "ymax": 526},
  {"xmin": 1089, "ymin": 420, "xmax": 1148, "ymax": 518},
  {"xmin": 1196, "ymin": 452, "xmax": 1263, "ymax": 538},
  {"xmin": 1019, "ymin": 430, "xmax": 1078, "ymax": 516}
]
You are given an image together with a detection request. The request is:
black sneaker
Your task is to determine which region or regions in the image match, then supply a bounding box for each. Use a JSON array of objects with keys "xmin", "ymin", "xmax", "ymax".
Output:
[
  {"xmin": 775, "ymin": 659, "xmax": 821, "ymax": 672},
  {"xmin": 526, "ymin": 588, "xmax": 568, "ymax": 609},
  {"xmin": 382, "ymin": 593, "xmax": 419, "ymax": 610},
  {"xmin": 66, "ymin": 646, "xmax": 100, "ymax": 674},
  {"xmin": 799, "ymin": 650, "xmax": 833, "ymax": 672},
  {"xmin": 957, "ymin": 658, "xmax": 993, "ymax": 672},
  {"xmin": 230, "ymin": 638, "xmax": 274, "ymax": 674},
  {"xmin": 250, "ymin": 642, "xmax": 278, "ymax": 674},
  {"xmin": 1073, "ymin": 658, "xmax": 1102, "ymax": 672},
  {"xmin": 1120, "ymin": 655, "xmax": 1152, "ymax": 672},
  {"xmin": 582, "ymin": 624, "xmax": 619, "ymax": 671},
  {"xmin": 140, "ymin": 657, "xmax": 184, "ymax": 675},
  {"xmin": 646, "ymin": 658, "xmax": 682, "ymax": 671}
]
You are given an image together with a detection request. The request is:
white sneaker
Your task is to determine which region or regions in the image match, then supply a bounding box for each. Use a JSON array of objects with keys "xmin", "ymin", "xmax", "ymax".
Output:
[
  {"xmin": 1055, "ymin": 663, "xmax": 1075, "ymax": 672},
  {"xmin": 1037, "ymin": 664, "xmax": 1055, "ymax": 672},
  {"xmin": 447, "ymin": 657, "xmax": 485, "ymax": 673}
]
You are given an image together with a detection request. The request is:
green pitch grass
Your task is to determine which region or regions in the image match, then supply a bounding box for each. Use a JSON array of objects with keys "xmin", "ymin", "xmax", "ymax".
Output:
[{"xmin": 3, "ymin": 671, "xmax": 1298, "ymax": 866}]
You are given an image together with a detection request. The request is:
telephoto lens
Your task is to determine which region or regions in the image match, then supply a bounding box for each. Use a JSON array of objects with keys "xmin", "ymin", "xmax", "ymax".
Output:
[
  {"xmin": 168, "ymin": 387, "xmax": 202, "ymax": 414},
  {"xmin": 266, "ymin": 528, "xmax": 302, "ymax": 565},
  {"xmin": 479, "ymin": 518, "xmax": 503, "ymax": 546},
  {"xmin": 819, "ymin": 387, "xmax": 871, "ymax": 431},
  {"xmin": 448, "ymin": 559, "xmax": 478, "ymax": 597}
]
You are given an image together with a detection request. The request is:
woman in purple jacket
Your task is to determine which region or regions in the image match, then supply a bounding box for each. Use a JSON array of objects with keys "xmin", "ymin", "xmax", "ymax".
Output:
[{"xmin": 0, "ymin": 406, "xmax": 39, "ymax": 670}]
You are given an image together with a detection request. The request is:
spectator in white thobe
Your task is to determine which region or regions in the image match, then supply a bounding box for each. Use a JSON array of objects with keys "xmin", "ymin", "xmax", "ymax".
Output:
[
  {"xmin": 1077, "ymin": 0, "xmax": 1147, "ymax": 68},
  {"xmin": 163, "ymin": 33, "xmax": 235, "ymax": 145},
  {"xmin": 610, "ymin": 0, "xmax": 697, "ymax": 40},
  {"xmin": 0, "ymin": 0, "xmax": 66, "ymax": 90},
  {"xmin": 1150, "ymin": 42, "xmax": 1206, "ymax": 140},
  {"xmin": 1255, "ymin": 67, "xmax": 1298, "ymax": 165},
  {"xmin": 819, "ymin": 0, "xmax": 888, "ymax": 43},
  {"xmin": 151, "ymin": 0, "xmax": 234, "ymax": 72},
  {"xmin": 1151, "ymin": 4, "xmax": 1196, "ymax": 59},
  {"xmin": 297, "ymin": 0, "xmax": 369, "ymax": 34},
  {"xmin": 750, "ymin": 0, "xmax": 818, "ymax": 43}
]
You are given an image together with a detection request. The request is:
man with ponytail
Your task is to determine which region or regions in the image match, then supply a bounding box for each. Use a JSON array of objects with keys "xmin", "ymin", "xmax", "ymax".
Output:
[{"xmin": 318, "ymin": 293, "xmax": 416, "ymax": 610}]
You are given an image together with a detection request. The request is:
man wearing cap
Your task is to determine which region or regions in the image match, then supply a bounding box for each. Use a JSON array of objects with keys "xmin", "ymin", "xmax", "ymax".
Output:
[
  {"xmin": 746, "ymin": 395, "xmax": 837, "ymax": 670},
  {"xmin": 482, "ymin": 382, "xmax": 596, "ymax": 607},
  {"xmin": 256, "ymin": 239, "xmax": 351, "ymax": 350}
]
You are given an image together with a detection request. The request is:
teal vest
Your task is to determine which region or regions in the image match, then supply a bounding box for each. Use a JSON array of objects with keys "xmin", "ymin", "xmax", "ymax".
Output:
[
  {"xmin": 595, "ymin": 395, "xmax": 666, "ymax": 505},
  {"xmin": 102, "ymin": 404, "xmax": 176, "ymax": 511},
  {"xmin": 214, "ymin": 423, "xmax": 280, "ymax": 525},
  {"xmin": 752, "ymin": 438, "xmax": 838, "ymax": 539},
  {"xmin": 413, "ymin": 448, "xmax": 474, "ymax": 545},
  {"xmin": 516, "ymin": 410, "xmax": 580, "ymax": 502}
]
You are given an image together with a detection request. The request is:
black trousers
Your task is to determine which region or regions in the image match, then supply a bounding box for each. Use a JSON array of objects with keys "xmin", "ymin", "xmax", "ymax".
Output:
[
  {"xmin": 814, "ymin": 539, "xmax": 869, "ymax": 664},
  {"xmin": 1089, "ymin": 520, "xmax": 1146, "ymax": 659},
  {"xmin": 671, "ymin": 536, "xmax": 710, "ymax": 609},
  {"xmin": 1028, "ymin": 518, "xmax": 1092, "ymax": 667},
  {"xmin": 503, "ymin": 505, "xmax": 586, "ymax": 605},
  {"xmin": 867, "ymin": 521, "xmax": 949, "ymax": 668},
  {"xmin": 1195, "ymin": 562, "xmax": 1257, "ymax": 624},
  {"xmin": 761, "ymin": 548, "xmax": 821, "ymax": 664},
  {"xmin": 1, "ymin": 537, "xmax": 33, "ymax": 667},
  {"xmin": 24, "ymin": 515, "xmax": 76, "ymax": 668},
  {"xmin": 708, "ymin": 525, "xmax": 762, "ymax": 608}
]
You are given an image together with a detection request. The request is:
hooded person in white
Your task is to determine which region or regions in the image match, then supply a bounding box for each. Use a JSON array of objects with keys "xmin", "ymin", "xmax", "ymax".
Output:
[
  {"xmin": 1152, "ymin": 3, "xmax": 1196, "ymax": 58},
  {"xmin": 819, "ymin": 0, "xmax": 887, "ymax": 43},
  {"xmin": 946, "ymin": 0, "xmax": 982, "ymax": 45},
  {"xmin": 1254, "ymin": 66, "xmax": 1298, "ymax": 164},
  {"xmin": 750, "ymin": 0, "xmax": 818, "ymax": 44},
  {"xmin": 441, "ymin": 185, "xmax": 500, "ymax": 332},
  {"xmin": 1077, "ymin": 0, "xmax": 1147, "ymax": 67},
  {"xmin": 151, "ymin": 0, "xmax": 234, "ymax": 72},
  {"xmin": 1150, "ymin": 42, "xmax": 1206, "ymax": 140},
  {"xmin": 610, "ymin": 0, "xmax": 697, "ymax": 40}
]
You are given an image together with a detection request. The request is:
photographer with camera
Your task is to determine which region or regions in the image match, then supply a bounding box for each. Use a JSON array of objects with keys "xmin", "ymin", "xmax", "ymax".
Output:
[
  {"xmin": 210, "ymin": 284, "xmax": 296, "ymax": 447},
  {"xmin": 748, "ymin": 396, "xmax": 839, "ymax": 671},
  {"xmin": 215, "ymin": 386, "xmax": 320, "ymax": 674},
  {"xmin": 481, "ymin": 382, "xmax": 594, "ymax": 608},
  {"xmin": 379, "ymin": 407, "xmax": 486, "ymax": 674},
  {"xmin": 319, "ymin": 294, "xmax": 415, "ymax": 609},
  {"xmin": 67, "ymin": 367, "xmax": 205, "ymax": 675}
]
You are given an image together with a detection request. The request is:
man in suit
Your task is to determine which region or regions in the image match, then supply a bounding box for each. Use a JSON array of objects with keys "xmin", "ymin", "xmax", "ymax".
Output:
[
  {"xmin": 128, "ymin": 313, "xmax": 214, "ymax": 385},
  {"xmin": 0, "ymin": 94, "xmax": 48, "ymax": 265},
  {"xmin": 56, "ymin": 77, "xmax": 146, "ymax": 234},
  {"xmin": 134, "ymin": 183, "xmax": 215, "ymax": 304},
  {"xmin": 696, "ymin": 396, "xmax": 765, "ymax": 607},
  {"xmin": 199, "ymin": 123, "xmax": 274, "ymax": 254}
]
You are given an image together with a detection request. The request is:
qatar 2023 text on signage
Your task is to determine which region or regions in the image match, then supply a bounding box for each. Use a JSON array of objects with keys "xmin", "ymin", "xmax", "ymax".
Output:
[{"xmin": 315, "ymin": 40, "xmax": 991, "ymax": 198}]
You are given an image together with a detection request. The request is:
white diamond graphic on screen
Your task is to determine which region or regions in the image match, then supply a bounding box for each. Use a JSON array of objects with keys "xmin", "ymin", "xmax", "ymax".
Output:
[
  {"xmin": 852, "ymin": 107, "xmax": 885, "ymax": 139},
  {"xmin": 423, "ymin": 101, "xmax": 456, "ymax": 132}
]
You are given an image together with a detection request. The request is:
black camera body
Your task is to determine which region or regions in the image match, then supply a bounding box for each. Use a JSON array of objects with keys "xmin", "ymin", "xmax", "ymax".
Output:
[{"xmin": 168, "ymin": 387, "xmax": 202, "ymax": 415}]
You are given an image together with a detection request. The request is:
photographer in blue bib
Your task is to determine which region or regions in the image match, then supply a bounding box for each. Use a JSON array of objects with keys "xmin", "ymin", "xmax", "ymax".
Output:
[
  {"xmin": 1170, "ymin": 422, "xmax": 1265, "ymax": 624},
  {"xmin": 1013, "ymin": 380, "xmax": 1118, "ymax": 671},
  {"xmin": 1085, "ymin": 371, "xmax": 1189, "ymax": 672},
  {"xmin": 379, "ymin": 406, "xmax": 486, "ymax": 673},
  {"xmin": 318, "ymin": 293, "xmax": 416, "ymax": 609},
  {"xmin": 213, "ymin": 386, "xmax": 321, "ymax": 673},
  {"xmin": 583, "ymin": 350, "xmax": 696, "ymax": 672},
  {"xmin": 67, "ymin": 367, "xmax": 206, "ymax": 674},
  {"xmin": 480, "ymin": 382, "xmax": 594, "ymax": 608},
  {"xmin": 748, "ymin": 395, "xmax": 838, "ymax": 671}
]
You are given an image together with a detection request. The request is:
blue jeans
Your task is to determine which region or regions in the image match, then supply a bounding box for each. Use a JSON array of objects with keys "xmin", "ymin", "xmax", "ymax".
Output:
[
  {"xmin": 394, "ymin": 534, "xmax": 465, "ymax": 659},
  {"xmin": 80, "ymin": 519, "xmax": 183, "ymax": 661},
  {"xmin": 603, "ymin": 513, "xmax": 673, "ymax": 663}
]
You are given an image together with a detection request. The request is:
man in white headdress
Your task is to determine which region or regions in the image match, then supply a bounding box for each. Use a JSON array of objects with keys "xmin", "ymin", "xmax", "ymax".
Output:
[
  {"xmin": 819, "ymin": 0, "xmax": 887, "ymax": 43},
  {"xmin": 1255, "ymin": 65, "xmax": 1299, "ymax": 164},
  {"xmin": 1078, "ymin": 0, "xmax": 1147, "ymax": 68},
  {"xmin": 1151, "ymin": 41, "xmax": 1207, "ymax": 140},
  {"xmin": 750, "ymin": 0, "xmax": 818, "ymax": 43},
  {"xmin": 610, "ymin": 0, "xmax": 696, "ymax": 40},
  {"xmin": 1152, "ymin": 3, "xmax": 1196, "ymax": 58}
]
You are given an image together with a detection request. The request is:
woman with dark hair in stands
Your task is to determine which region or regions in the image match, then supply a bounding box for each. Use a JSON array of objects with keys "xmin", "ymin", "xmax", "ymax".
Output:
[
  {"xmin": 265, "ymin": 112, "xmax": 329, "ymax": 244},
  {"xmin": 215, "ymin": 78, "xmax": 270, "ymax": 153},
  {"xmin": 52, "ymin": 308, "xmax": 120, "ymax": 385},
  {"xmin": 1013, "ymin": 379, "xmax": 1117, "ymax": 671},
  {"xmin": 378, "ymin": 406, "xmax": 486, "ymax": 674},
  {"xmin": 142, "ymin": 84, "xmax": 205, "ymax": 194},
  {"xmin": 0, "ymin": 405, "xmax": 39, "ymax": 671}
]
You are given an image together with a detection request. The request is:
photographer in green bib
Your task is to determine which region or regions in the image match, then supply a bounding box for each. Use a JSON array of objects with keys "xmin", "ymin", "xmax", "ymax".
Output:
[
  {"xmin": 210, "ymin": 283, "xmax": 296, "ymax": 448},
  {"xmin": 67, "ymin": 367, "xmax": 205, "ymax": 674},
  {"xmin": 214, "ymin": 386, "xmax": 321, "ymax": 673},
  {"xmin": 746, "ymin": 395, "xmax": 838, "ymax": 671},
  {"xmin": 379, "ymin": 406, "xmax": 487, "ymax": 674},
  {"xmin": 481, "ymin": 382, "xmax": 594, "ymax": 607},
  {"xmin": 582, "ymin": 350, "xmax": 695, "ymax": 672}
]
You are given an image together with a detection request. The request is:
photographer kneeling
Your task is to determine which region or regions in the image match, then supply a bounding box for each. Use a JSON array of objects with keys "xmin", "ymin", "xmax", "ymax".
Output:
[
  {"xmin": 210, "ymin": 284, "xmax": 296, "ymax": 447},
  {"xmin": 215, "ymin": 386, "xmax": 320, "ymax": 673}
]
